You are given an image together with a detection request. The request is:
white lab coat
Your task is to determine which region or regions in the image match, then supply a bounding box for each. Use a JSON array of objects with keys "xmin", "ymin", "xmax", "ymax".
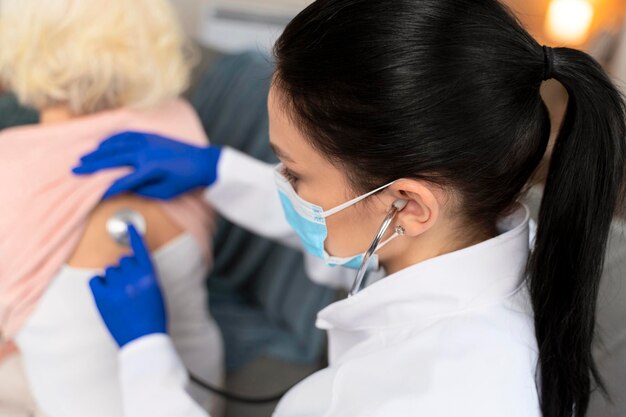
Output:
[{"xmin": 116, "ymin": 147, "xmax": 541, "ymax": 417}]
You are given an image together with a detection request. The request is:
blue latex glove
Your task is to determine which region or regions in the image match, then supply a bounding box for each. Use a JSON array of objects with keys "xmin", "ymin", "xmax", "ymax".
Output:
[
  {"xmin": 72, "ymin": 131, "xmax": 222, "ymax": 201},
  {"xmin": 89, "ymin": 225, "xmax": 167, "ymax": 348}
]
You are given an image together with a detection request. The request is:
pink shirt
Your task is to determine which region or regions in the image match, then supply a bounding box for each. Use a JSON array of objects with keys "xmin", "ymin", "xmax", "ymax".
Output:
[{"xmin": 0, "ymin": 99, "xmax": 214, "ymax": 349}]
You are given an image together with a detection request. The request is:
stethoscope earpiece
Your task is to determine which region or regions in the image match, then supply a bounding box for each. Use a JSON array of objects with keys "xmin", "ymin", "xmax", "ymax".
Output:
[
  {"xmin": 393, "ymin": 199, "xmax": 408, "ymax": 211},
  {"xmin": 349, "ymin": 199, "xmax": 409, "ymax": 297}
]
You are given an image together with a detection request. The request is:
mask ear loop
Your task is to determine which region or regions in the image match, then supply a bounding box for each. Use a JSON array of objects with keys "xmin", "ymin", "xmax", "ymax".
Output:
[
  {"xmin": 322, "ymin": 180, "xmax": 398, "ymax": 217},
  {"xmin": 349, "ymin": 199, "xmax": 408, "ymax": 297}
]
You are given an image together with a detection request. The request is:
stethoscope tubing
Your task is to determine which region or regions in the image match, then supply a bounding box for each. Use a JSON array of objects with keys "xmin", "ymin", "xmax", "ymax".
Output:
[{"xmin": 107, "ymin": 199, "xmax": 406, "ymax": 405}]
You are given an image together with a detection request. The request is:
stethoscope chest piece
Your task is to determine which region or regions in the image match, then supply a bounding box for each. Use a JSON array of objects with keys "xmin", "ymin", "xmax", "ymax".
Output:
[{"xmin": 105, "ymin": 208, "xmax": 147, "ymax": 246}]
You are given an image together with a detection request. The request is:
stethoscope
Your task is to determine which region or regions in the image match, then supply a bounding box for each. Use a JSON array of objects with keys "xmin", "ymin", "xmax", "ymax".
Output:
[
  {"xmin": 106, "ymin": 200, "xmax": 406, "ymax": 404},
  {"xmin": 349, "ymin": 199, "xmax": 408, "ymax": 297}
]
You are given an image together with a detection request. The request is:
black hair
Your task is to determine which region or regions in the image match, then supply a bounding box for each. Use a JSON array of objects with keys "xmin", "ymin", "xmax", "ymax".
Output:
[{"xmin": 273, "ymin": 1, "xmax": 626, "ymax": 416}]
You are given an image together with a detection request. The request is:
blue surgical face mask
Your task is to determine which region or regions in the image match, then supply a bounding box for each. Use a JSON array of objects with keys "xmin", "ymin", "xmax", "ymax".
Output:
[{"xmin": 274, "ymin": 164, "xmax": 400, "ymax": 270}]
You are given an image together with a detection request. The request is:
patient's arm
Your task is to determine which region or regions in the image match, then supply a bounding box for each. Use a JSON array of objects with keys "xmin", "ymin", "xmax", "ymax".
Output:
[{"xmin": 67, "ymin": 194, "xmax": 183, "ymax": 268}]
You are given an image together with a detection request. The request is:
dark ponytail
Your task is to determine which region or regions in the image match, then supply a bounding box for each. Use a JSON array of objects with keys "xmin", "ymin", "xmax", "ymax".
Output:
[
  {"xmin": 273, "ymin": 1, "xmax": 626, "ymax": 416},
  {"xmin": 529, "ymin": 47, "xmax": 626, "ymax": 417}
]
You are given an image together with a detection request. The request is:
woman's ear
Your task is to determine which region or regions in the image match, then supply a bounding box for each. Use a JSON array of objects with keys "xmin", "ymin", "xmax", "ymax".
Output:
[{"xmin": 388, "ymin": 179, "xmax": 440, "ymax": 237}]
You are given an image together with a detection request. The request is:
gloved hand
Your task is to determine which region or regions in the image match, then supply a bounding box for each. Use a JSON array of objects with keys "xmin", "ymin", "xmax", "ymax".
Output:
[
  {"xmin": 73, "ymin": 131, "xmax": 222, "ymax": 201},
  {"xmin": 89, "ymin": 225, "xmax": 167, "ymax": 348}
]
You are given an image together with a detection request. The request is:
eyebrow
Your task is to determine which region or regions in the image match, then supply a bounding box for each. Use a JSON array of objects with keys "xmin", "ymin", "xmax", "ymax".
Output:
[{"xmin": 269, "ymin": 142, "xmax": 295, "ymax": 163}]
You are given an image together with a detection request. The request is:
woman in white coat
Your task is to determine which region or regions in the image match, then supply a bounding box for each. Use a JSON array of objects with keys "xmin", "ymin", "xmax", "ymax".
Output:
[{"xmin": 73, "ymin": 0, "xmax": 626, "ymax": 416}]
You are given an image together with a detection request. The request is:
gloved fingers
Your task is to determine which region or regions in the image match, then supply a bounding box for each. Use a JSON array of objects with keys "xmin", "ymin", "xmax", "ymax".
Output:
[
  {"xmin": 75, "ymin": 132, "xmax": 147, "ymax": 172},
  {"xmin": 89, "ymin": 275, "xmax": 107, "ymax": 291},
  {"xmin": 133, "ymin": 179, "xmax": 174, "ymax": 199},
  {"xmin": 104, "ymin": 265, "xmax": 120, "ymax": 279},
  {"xmin": 119, "ymin": 255, "xmax": 138, "ymax": 272},
  {"xmin": 79, "ymin": 142, "xmax": 142, "ymax": 165},
  {"xmin": 103, "ymin": 131, "xmax": 189, "ymax": 152},
  {"xmin": 101, "ymin": 169, "xmax": 160, "ymax": 201},
  {"xmin": 78, "ymin": 131, "xmax": 146, "ymax": 162},
  {"xmin": 128, "ymin": 224, "xmax": 153, "ymax": 269},
  {"xmin": 72, "ymin": 152, "xmax": 138, "ymax": 175},
  {"xmin": 96, "ymin": 131, "xmax": 148, "ymax": 151},
  {"xmin": 103, "ymin": 263, "xmax": 129, "ymax": 288},
  {"xmin": 88, "ymin": 276, "xmax": 109, "ymax": 306}
]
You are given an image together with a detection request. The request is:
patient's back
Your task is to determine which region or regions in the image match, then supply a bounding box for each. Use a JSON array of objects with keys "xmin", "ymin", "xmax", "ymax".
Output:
[
  {"xmin": 0, "ymin": 99, "xmax": 212, "ymax": 339},
  {"xmin": 67, "ymin": 194, "xmax": 184, "ymax": 268},
  {"xmin": 0, "ymin": 99, "xmax": 224, "ymax": 417}
]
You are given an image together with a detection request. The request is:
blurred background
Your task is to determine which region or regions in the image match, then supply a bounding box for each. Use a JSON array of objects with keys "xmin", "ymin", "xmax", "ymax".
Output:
[
  {"xmin": 176, "ymin": 0, "xmax": 626, "ymax": 52},
  {"xmin": 176, "ymin": 0, "xmax": 626, "ymax": 131}
]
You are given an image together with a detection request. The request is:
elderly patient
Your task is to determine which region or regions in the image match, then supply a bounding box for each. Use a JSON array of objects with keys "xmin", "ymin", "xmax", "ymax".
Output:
[{"xmin": 0, "ymin": 1, "xmax": 223, "ymax": 416}]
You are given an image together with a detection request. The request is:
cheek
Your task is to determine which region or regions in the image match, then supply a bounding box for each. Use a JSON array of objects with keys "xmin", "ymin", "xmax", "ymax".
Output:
[
  {"xmin": 296, "ymin": 180, "xmax": 344, "ymax": 214},
  {"xmin": 324, "ymin": 206, "xmax": 379, "ymax": 257},
  {"xmin": 293, "ymin": 174, "xmax": 380, "ymax": 256},
  {"xmin": 295, "ymin": 185, "xmax": 360, "ymax": 255},
  {"xmin": 295, "ymin": 185, "xmax": 321, "ymax": 207}
]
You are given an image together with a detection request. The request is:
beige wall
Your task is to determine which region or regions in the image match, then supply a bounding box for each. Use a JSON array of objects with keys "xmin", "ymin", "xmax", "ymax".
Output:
[
  {"xmin": 174, "ymin": 0, "xmax": 313, "ymax": 16},
  {"xmin": 170, "ymin": 0, "xmax": 213, "ymax": 37},
  {"xmin": 214, "ymin": 0, "xmax": 312, "ymax": 15},
  {"xmin": 219, "ymin": 0, "xmax": 311, "ymax": 8}
]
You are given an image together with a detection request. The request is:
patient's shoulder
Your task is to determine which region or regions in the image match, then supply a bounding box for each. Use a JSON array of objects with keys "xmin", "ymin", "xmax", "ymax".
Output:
[{"xmin": 67, "ymin": 194, "xmax": 183, "ymax": 269}]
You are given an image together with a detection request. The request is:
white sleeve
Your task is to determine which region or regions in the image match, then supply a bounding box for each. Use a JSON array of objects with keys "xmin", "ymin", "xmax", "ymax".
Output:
[
  {"xmin": 204, "ymin": 147, "xmax": 299, "ymax": 247},
  {"xmin": 119, "ymin": 334, "xmax": 210, "ymax": 417},
  {"xmin": 15, "ymin": 266, "xmax": 127, "ymax": 417}
]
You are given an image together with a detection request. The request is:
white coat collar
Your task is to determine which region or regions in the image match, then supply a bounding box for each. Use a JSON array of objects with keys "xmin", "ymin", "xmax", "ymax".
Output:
[{"xmin": 317, "ymin": 204, "xmax": 531, "ymax": 331}]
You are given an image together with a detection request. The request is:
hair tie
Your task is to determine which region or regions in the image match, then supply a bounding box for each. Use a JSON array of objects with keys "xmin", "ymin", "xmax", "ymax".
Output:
[{"xmin": 542, "ymin": 46, "xmax": 555, "ymax": 81}]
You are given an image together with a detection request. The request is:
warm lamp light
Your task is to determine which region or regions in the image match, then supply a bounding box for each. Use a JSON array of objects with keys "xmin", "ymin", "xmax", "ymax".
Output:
[{"xmin": 545, "ymin": 0, "xmax": 595, "ymax": 45}]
